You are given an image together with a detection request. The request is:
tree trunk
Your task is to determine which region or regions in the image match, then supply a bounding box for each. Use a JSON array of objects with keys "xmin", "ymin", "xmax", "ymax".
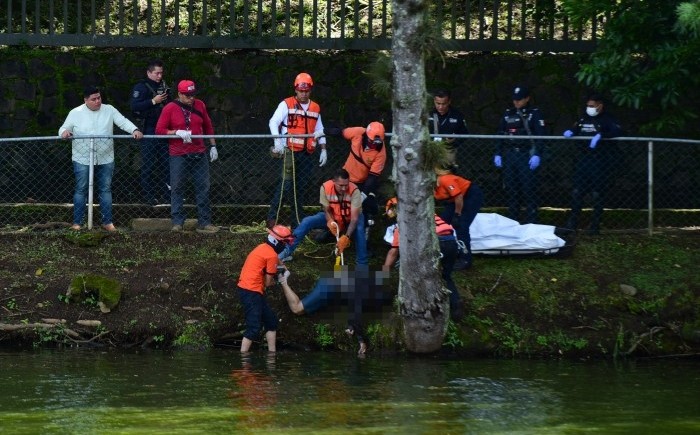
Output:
[{"xmin": 391, "ymin": 0, "xmax": 449, "ymax": 353}]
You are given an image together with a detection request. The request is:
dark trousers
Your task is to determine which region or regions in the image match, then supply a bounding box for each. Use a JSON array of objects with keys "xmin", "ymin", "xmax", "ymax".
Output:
[
  {"xmin": 569, "ymin": 155, "xmax": 611, "ymax": 229},
  {"xmin": 267, "ymin": 149, "xmax": 314, "ymax": 227},
  {"xmin": 502, "ymin": 148, "xmax": 538, "ymax": 223},
  {"xmin": 140, "ymin": 132, "xmax": 170, "ymax": 204},
  {"xmin": 440, "ymin": 184, "xmax": 484, "ymax": 267}
]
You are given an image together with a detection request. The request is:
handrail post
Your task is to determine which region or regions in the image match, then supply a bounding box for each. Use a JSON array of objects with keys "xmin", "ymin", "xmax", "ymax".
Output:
[
  {"xmin": 647, "ymin": 140, "xmax": 653, "ymax": 236},
  {"xmin": 87, "ymin": 137, "xmax": 95, "ymax": 230}
]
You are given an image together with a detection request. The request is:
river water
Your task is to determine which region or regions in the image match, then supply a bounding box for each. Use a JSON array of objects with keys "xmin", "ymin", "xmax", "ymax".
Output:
[{"xmin": 1, "ymin": 349, "xmax": 698, "ymax": 434}]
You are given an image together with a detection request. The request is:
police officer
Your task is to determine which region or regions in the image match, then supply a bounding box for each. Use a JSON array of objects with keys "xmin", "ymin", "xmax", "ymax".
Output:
[
  {"xmin": 428, "ymin": 89, "xmax": 469, "ymax": 168},
  {"xmin": 563, "ymin": 93, "xmax": 623, "ymax": 234},
  {"xmin": 131, "ymin": 59, "xmax": 171, "ymax": 205},
  {"xmin": 494, "ymin": 85, "xmax": 546, "ymax": 224}
]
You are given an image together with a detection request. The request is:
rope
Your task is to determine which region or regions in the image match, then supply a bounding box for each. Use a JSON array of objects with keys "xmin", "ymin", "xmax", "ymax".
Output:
[{"xmin": 272, "ymin": 147, "xmax": 302, "ymax": 226}]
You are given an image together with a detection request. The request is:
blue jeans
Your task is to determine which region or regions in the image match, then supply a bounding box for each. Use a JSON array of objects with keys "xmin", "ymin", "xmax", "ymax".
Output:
[
  {"xmin": 73, "ymin": 161, "xmax": 114, "ymax": 225},
  {"xmin": 267, "ymin": 150, "xmax": 314, "ymax": 226},
  {"xmin": 140, "ymin": 134, "xmax": 170, "ymax": 203},
  {"xmin": 170, "ymin": 153, "xmax": 212, "ymax": 226},
  {"xmin": 238, "ymin": 287, "xmax": 278, "ymax": 340},
  {"xmin": 285, "ymin": 211, "xmax": 368, "ymax": 265}
]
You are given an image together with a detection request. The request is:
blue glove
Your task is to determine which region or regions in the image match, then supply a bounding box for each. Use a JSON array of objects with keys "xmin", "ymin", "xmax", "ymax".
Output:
[
  {"xmin": 563, "ymin": 130, "xmax": 574, "ymax": 138},
  {"xmin": 589, "ymin": 133, "xmax": 602, "ymax": 149},
  {"xmin": 494, "ymin": 155, "xmax": 502, "ymax": 168},
  {"xmin": 528, "ymin": 155, "xmax": 540, "ymax": 170}
]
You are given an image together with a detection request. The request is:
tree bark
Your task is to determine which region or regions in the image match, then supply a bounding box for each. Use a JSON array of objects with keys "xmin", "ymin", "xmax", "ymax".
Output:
[{"xmin": 391, "ymin": 0, "xmax": 449, "ymax": 353}]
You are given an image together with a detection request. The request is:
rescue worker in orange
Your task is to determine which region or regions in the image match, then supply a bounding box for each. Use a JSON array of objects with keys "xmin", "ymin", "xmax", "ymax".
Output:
[
  {"xmin": 317, "ymin": 121, "xmax": 387, "ymax": 238},
  {"xmin": 237, "ymin": 225, "xmax": 294, "ymax": 353},
  {"xmin": 434, "ymin": 168, "xmax": 484, "ymax": 271},
  {"xmin": 277, "ymin": 168, "xmax": 368, "ymax": 266},
  {"xmin": 382, "ymin": 197, "xmax": 464, "ymax": 320},
  {"xmin": 267, "ymin": 72, "xmax": 327, "ymax": 228}
]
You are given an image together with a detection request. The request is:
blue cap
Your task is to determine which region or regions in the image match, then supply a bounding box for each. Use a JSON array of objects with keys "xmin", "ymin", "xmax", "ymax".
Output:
[{"xmin": 512, "ymin": 86, "xmax": 530, "ymax": 100}]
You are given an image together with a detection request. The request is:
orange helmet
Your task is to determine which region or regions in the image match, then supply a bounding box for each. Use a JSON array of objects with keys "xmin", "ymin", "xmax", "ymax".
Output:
[
  {"xmin": 366, "ymin": 121, "xmax": 385, "ymax": 142},
  {"xmin": 268, "ymin": 225, "xmax": 294, "ymax": 244},
  {"xmin": 385, "ymin": 197, "xmax": 398, "ymax": 219},
  {"xmin": 294, "ymin": 73, "xmax": 313, "ymax": 91}
]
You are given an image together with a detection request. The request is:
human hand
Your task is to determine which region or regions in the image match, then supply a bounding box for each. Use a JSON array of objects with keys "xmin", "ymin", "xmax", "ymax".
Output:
[
  {"xmin": 278, "ymin": 269, "xmax": 291, "ymax": 285},
  {"xmin": 61, "ymin": 130, "xmax": 73, "ymax": 140},
  {"xmin": 494, "ymin": 155, "xmax": 502, "ymax": 168},
  {"xmin": 327, "ymin": 220, "xmax": 339, "ymax": 236},
  {"xmin": 529, "ymin": 155, "xmax": 540, "ymax": 170},
  {"xmin": 272, "ymin": 138, "xmax": 285, "ymax": 155},
  {"xmin": 337, "ymin": 235, "xmax": 351, "ymax": 253},
  {"xmin": 563, "ymin": 130, "xmax": 574, "ymax": 138},
  {"xmin": 314, "ymin": 130, "xmax": 325, "ymax": 140},
  {"xmin": 209, "ymin": 146, "xmax": 218, "ymax": 162},
  {"xmin": 319, "ymin": 149, "xmax": 328, "ymax": 166},
  {"xmin": 590, "ymin": 133, "xmax": 602, "ymax": 149},
  {"xmin": 133, "ymin": 130, "xmax": 144, "ymax": 140},
  {"xmin": 175, "ymin": 129, "xmax": 192, "ymax": 143}
]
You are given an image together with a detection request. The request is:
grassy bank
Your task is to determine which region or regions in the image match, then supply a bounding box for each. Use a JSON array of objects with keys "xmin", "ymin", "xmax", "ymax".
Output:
[{"xmin": 0, "ymin": 226, "xmax": 698, "ymax": 358}]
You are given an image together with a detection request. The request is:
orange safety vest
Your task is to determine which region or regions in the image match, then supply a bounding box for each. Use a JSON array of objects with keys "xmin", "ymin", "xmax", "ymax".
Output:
[
  {"xmin": 434, "ymin": 215, "xmax": 454, "ymax": 236},
  {"xmin": 390, "ymin": 215, "xmax": 454, "ymax": 247},
  {"xmin": 323, "ymin": 179, "xmax": 358, "ymax": 230},
  {"xmin": 283, "ymin": 96, "xmax": 321, "ymax": 153}
]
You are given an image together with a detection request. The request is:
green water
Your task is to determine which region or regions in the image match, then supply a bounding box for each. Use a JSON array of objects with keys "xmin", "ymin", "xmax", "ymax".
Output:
[{"xmin": 0, "ymin": 349, "xmax": 698, "ymax": 434}]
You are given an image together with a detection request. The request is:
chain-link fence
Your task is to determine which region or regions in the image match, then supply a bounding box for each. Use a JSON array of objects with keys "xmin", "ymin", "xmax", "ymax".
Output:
[{"xmin": 1, "ymin": 135, "xmax": 698, "ymax": 232}]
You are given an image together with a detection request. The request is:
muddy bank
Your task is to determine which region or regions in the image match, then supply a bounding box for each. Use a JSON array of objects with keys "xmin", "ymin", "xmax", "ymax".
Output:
[{"xmin": 1, "ymin": 227, "xmax": 699, "ymax": 358}]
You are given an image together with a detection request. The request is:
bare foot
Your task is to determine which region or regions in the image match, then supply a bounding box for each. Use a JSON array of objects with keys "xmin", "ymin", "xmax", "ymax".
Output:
[{"xmin": 103, "ymin": 224, "xmax": 117, "ymax": 232}]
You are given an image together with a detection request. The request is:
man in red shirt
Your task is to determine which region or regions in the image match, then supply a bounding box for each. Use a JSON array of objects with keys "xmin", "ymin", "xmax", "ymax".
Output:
[
  {"xmin": 156, "ymin": 79, "xmax": 219, "ymax": 233},
  {"xmin": 237, "ymin": 225, "xmax": 294, "ymax": 353}
]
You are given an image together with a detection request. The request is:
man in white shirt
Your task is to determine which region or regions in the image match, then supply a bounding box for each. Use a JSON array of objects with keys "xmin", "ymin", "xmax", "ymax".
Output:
[
  {"xmin": 59, "ymin": 86, "xmax": 143, "ymax": 231},
  {"xmin": 266, "ymin": 72, "xmax": 327, "ymax": 229}
]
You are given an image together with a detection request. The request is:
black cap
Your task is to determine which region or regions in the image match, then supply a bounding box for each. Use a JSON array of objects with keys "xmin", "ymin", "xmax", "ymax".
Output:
[{"xmin": 512, "ymin": 85, "xmax": 530, "ymax": 100}]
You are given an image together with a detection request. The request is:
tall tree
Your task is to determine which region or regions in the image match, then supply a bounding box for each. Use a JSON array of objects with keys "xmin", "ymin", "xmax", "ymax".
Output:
[
  {"xmin": 391, "ymin": 0, "xmax": 449, "ymax": 353},
  {"xmin": 563, "ymin": 0, "xmax": 700, "ymax": 134}
]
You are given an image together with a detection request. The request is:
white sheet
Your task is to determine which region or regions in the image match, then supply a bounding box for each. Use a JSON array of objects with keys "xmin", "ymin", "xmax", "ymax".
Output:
[{"xmin": 469, "ymin": 213, "xmax": 566, "ymax": 255}]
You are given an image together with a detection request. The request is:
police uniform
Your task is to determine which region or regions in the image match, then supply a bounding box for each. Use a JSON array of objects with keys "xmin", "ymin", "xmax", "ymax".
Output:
[
  {"xmin": 130, "ymin": 78, "xmax": 170, "ymax": 204},
  {"xmin": 566, "ymin": 111, "xmax": 623, "ymax": 233},
  {"xmin": 496, "ymin": 103, "xmax": 546, "ymax": 223},
  {"xmin": 428, "ymin": 107, "xmax": 469, "ymax": 166}
]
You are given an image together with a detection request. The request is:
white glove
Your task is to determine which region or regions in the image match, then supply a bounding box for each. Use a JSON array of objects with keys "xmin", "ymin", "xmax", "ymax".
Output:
[
  {"xmin": 175, "ymin": 130, "xmax": 192, "ymax": 143},
  {"xmin": 209, "ymin": 146, "xmax": 218, "ymax": 162},
  {"xmin": 319, "ymin": 149, "xmax": 328, "ymax": 167},
  {"xmin": 272, "ymin": 138, "xmax": 285, "ymax": 154},
  {"xmin": 313, "ymin": 130, "xmax": 325, "ymax": 140},
  {"xmin": 278, "ymin": 270, "xmax": 291, "ymax": 285}
]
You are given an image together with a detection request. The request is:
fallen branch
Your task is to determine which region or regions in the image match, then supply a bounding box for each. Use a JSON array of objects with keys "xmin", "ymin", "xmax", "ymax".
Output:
[
  {"xmin": 0, "ymin": 322, "xmax": 81, "ymax": 338},
  {"xmin": 622, "ymin": 326, "xmax": 666, "ymax": 356}
]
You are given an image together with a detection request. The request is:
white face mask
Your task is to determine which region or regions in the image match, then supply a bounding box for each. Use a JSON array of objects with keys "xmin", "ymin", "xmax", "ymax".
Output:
[{"xmin": 586, "ymin": 106, "xmax": 599, "ymax": 117}]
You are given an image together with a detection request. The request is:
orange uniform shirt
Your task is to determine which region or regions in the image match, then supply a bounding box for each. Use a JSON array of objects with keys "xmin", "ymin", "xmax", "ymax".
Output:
[
  {"xmin": 237, "ymin": 243, "xmax": 279, "ymax": 294},
  {"xmin": 341, "ymin": 127, "xmax": 387, "ymax": 184},
  {"xmin": 434, "ymin": 174, "xmax": 471, "ymax": 202}
]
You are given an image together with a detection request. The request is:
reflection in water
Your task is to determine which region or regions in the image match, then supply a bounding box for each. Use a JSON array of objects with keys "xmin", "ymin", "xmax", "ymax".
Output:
[{"xmin": 0, "ymin": 350, "xmax": 698, "ymax": 434}]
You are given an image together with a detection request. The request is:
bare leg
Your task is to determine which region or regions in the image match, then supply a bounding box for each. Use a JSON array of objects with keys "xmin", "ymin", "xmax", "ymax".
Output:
[
  {"xmin": 265, "ymin": 330, "xmax": 276, "ymax": 352},
  {"xmin": 280, "ymin": 282, "xmax": 305, "ymax": 315},
  {"xmin": 240, "ymin": 337, "xmax": 253, "ymax": 353}
]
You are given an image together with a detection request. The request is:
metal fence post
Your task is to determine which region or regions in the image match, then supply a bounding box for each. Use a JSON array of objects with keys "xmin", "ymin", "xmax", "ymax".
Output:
[
  {"xmin": 87, "ymin": 137, "xmax": 95, "ymax": 230},
  {"xmin": 647, "ymin": 140, "xmax": 654, "ymax": 236}
]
